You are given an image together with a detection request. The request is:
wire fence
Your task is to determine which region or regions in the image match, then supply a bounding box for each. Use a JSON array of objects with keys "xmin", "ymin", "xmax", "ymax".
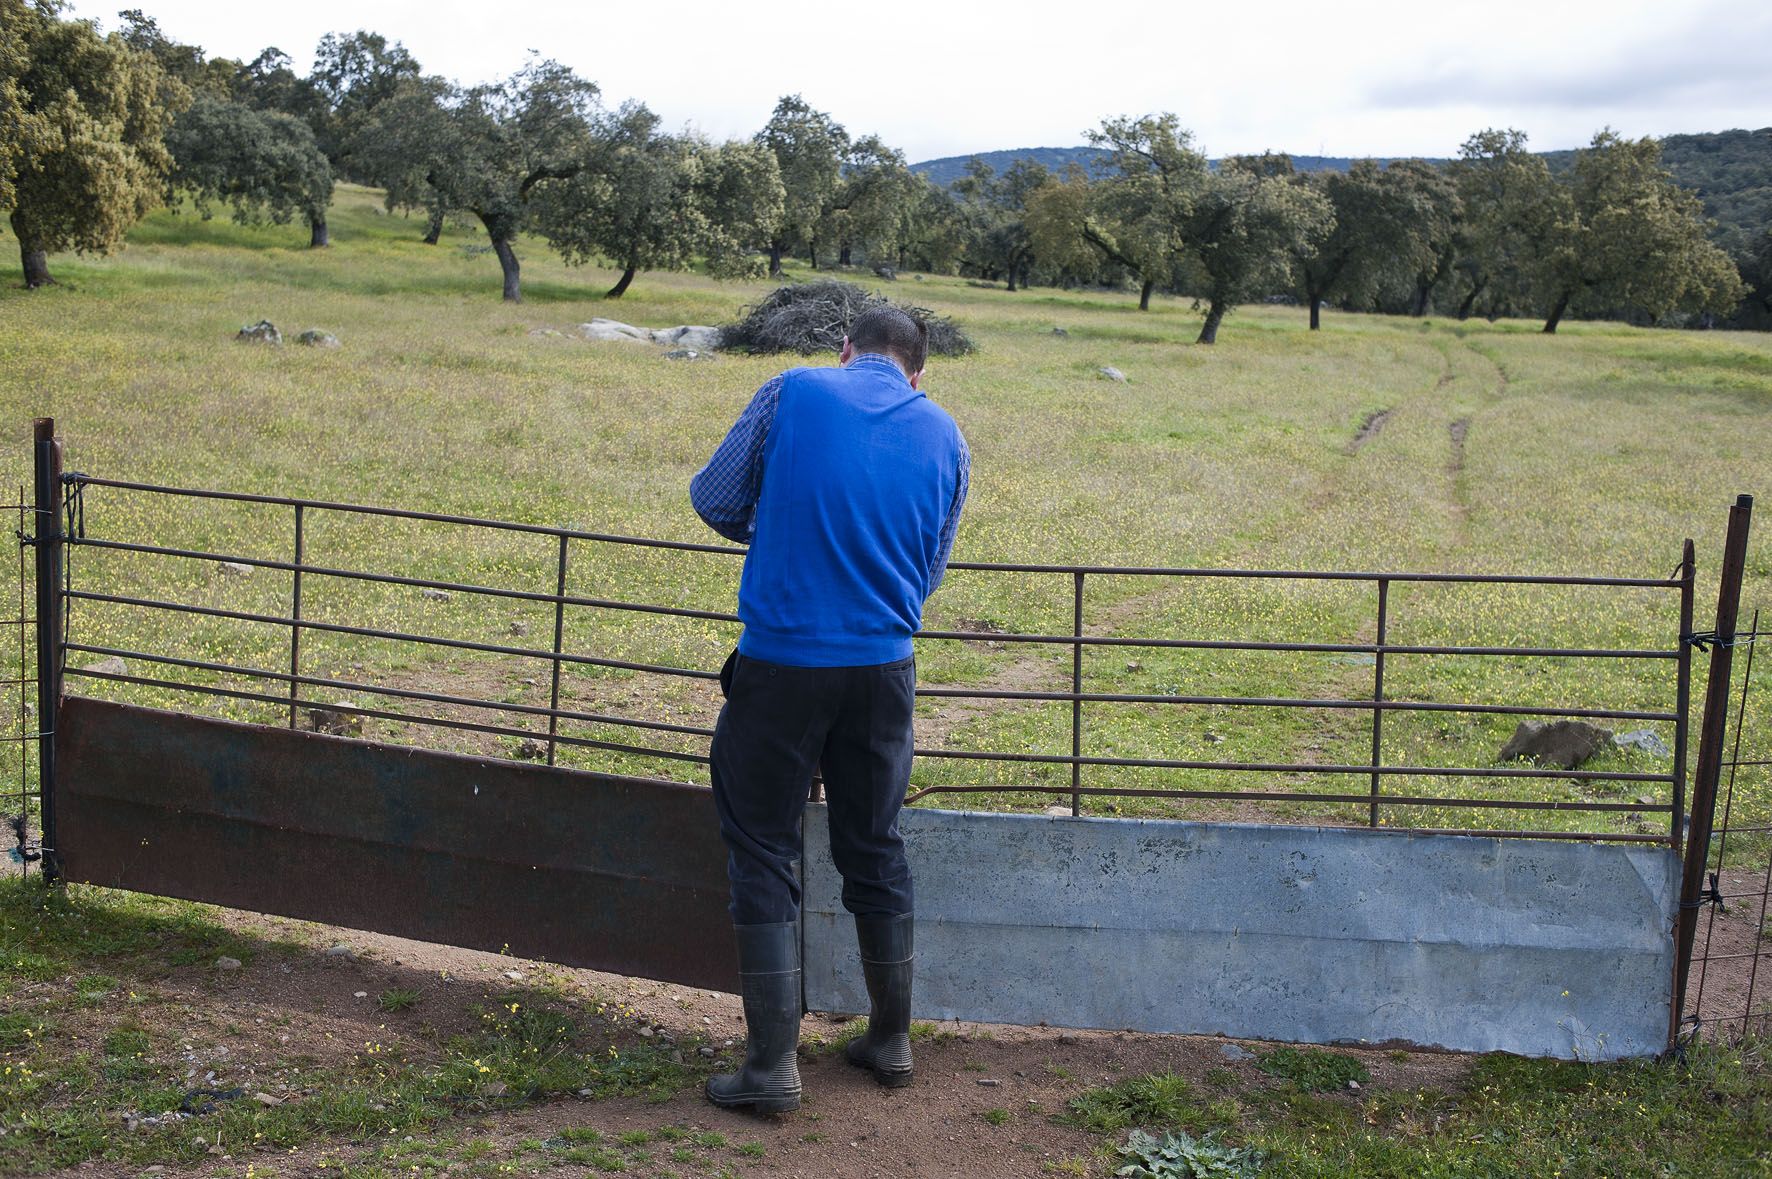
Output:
[
  {"xmin": 1683, "ymin": 609, "xmax": 1770, "ymax": 1043},
  {"xmin": 3, "ymin": 489, "xmax": 42, "ymax": 876},
  {"xmin": 35, "ymin": 471, "xmax": 1699, "ymax": 844}
]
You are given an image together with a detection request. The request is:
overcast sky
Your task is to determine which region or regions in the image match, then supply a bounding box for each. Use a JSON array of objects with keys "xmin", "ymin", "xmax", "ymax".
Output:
[{"xmin": 63, "ymin": 0, "xmax": 1772, "ymax": 163}]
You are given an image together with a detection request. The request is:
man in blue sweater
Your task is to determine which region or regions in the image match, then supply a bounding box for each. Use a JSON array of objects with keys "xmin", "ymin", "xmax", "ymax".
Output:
[{"xmin": 690, "ymin": 306, "xmax": 969, "ymax": 1113}]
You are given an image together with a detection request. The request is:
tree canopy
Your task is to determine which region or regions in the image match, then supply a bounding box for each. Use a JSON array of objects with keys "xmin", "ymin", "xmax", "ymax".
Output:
[
  {"xmin": 1294, "ymin": 158, "xmax": 1443, "ymax": 329},
  {"xmin": 755, "ymin": 94, "xmax": 846, "ymax": 276},
  {"xmin": 4, "ymin": 3, "xmax": 186, "ymax": 286},
  {"xmin": 425, "ymin": 59, "xmax": 599, "ymax": 302},
  {"xmin": 1526, "ymin": 130, "xmax": 1744, "ymax": 332},
  {"xmin": 166, "ymin": 92, "xmax": 333, "ymax": 245},
  {"xmin": 1189, "ymin": 156, "xmax": 1332, "ymax": 343}
]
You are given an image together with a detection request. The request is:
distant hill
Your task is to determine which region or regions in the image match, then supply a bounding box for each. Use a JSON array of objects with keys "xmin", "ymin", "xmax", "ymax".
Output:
[
  {"xmin": 909, "ymin": 147, "xmax": 1446, "ymax": 188},
  {"xmin": 1543, "ymin": 128, "xmax": 1771, "ymax": 254},
  {"xmin": 913, "ymin": 128, "xmax": 1770, "ymax": 254}
]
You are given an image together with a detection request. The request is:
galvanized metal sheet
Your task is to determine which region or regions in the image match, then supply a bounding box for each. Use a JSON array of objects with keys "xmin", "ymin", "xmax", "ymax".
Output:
[
  {"xmin": 805, "ymin": 805, "xmax": 1680, "ymax": 1059},
  {"xmin": 56, "ymin": 696, "xmax": 738, "ymax": 992}
]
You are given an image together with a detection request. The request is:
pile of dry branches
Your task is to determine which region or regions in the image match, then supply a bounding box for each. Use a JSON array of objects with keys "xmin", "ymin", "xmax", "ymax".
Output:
[{"xmin": 719, "ymin": 280, "xmax": 975, "ymax": 357}]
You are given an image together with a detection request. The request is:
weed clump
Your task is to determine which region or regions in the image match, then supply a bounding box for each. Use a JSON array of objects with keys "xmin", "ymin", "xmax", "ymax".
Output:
[
  {"xmin": 719, "ymin": 280, "xmax": 974, "ymax": 357},
  {"xmin": 1255, "ymin": 1046, "xmax": 1369, "ymax": 1092}
]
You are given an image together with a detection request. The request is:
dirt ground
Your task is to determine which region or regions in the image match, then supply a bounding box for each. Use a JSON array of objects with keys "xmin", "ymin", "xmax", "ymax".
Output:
[{"xmin": 35, "ymin": 902, "xmax": 1478, "ymax": 1179}]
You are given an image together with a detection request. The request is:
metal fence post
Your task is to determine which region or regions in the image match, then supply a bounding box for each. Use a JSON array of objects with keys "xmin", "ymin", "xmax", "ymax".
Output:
[
  {"xmin": 1671, "ymin": 494, "xmax": 1753, "ymax": 1050},
  {"xmin": 31, "ymin": 418, "xmax": 63, "ymax": 883},
  {"xmin": 547, "ymin": 535, "xmax": 569, "ymax": 766},
  {"xmin": 1368, "ymin": 579, "xmax": 1389, "ymax": 827},
  {"xmin": 287, "ymin": 504, "xmax": 304, "ymax": 728},
  {"xmin": 1071, "ymin": 571, "xmax": 1084, "ymax": 817},
  {"xmin": 1671, "ymin": 539, "xmax": 1696, "ymax": 846}
]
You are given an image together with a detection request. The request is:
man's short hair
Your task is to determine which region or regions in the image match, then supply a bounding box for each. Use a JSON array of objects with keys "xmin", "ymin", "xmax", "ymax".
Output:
[{"xmin": 848, "ymin": 306, "xmax": 928, "ymax": 374}]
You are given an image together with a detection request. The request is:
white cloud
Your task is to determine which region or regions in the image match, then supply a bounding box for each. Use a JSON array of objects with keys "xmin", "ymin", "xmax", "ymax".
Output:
[{"xmin": 63, "ymin": 0, "xmax": 1772, "ymax": 162}]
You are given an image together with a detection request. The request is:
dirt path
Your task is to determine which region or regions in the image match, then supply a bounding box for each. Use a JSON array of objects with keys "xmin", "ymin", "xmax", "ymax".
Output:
[{"xmin": 36, "ymin": 900, "xmax": 1475, "ymax": 1179}]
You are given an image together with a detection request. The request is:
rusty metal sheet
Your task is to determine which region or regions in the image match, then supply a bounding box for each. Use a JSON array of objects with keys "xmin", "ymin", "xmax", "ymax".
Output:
[{"xmin": 55, "ymin": 696, "xmax": 738, "ymax": 992}]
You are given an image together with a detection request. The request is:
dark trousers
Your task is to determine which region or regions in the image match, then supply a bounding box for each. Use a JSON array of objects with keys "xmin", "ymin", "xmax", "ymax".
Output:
[{"xmin": 710, "ymin": 651, "xmax": 917, "ymax": 926}]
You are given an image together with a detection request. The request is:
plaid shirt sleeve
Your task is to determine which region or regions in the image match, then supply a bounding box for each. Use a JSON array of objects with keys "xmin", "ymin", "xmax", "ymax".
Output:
[
  {"xmin": 928, "ymin": 430, "xmax": 970, "ymax": 593},
  {"xmin": 690, "ymin": 373, "xmax": 784, "ymax": 543}
]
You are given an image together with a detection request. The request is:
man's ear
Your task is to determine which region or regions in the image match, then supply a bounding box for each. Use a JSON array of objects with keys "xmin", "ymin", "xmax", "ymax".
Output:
[
  {"xmin": 838, "ymin": 336, "xmax": 854, "ymax": 364},
  {"xmin": 908, "ymin": 368, "xmax": 924, "ymax": 390}
]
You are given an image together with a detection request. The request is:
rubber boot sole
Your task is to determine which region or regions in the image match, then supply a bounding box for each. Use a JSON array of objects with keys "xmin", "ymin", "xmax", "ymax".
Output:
[{"xmin": 704, "ymin": 1078, "xmax": 802, "ymax": 1113}]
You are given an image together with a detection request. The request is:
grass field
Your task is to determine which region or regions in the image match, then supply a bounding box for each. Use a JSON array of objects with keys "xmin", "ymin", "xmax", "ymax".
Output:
[
  {"xmin": 3, "ymin": 185, "xmax": 1767, "ymax": 840},
  {"xmin": 2, "ymin": 185, "xmax": 1770, "ymax": 1174}
]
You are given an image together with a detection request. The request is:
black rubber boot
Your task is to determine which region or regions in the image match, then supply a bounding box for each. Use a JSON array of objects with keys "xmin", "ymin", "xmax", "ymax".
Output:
[
  {"xmin": 705, "ymin": 922, "xmax": 803, "ymax": 1113},
  {"xmin": 843, "ymin": 912, "xmax": 914, "ymax": 1087}
]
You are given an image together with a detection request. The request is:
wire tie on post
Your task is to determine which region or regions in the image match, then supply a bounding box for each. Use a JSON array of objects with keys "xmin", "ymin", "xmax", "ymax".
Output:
[
  {"xmin": 61, "ymin": 474, "xmax": 87, "ymax": 540},
  {"xmin": 1682, "ymin": 630, "xmax": 1755, "ymax": 652},
  {"xmin": 1672, "ymin": 1013, "xmax": 1704, "ymax": 1064},
  {"xmin": 7, "ymin": 814, "xmax": 41, "ymax": 863},
  {"xmin": 1677, "ymin": 873, "xmax": 1727, "ymax": 913},
  {"xmin": 1700, "ymin": 870, "xmax": 1726, "ymax": 914}
]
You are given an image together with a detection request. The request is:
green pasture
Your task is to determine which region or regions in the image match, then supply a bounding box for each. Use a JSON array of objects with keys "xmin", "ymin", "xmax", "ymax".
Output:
[{"xmin": 1, "ymin": 185, "xmax": 1768, "ymax": 842}]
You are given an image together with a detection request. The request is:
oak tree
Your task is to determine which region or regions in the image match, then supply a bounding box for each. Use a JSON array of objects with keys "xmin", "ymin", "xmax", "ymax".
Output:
[
  {"xmin": 426, "ymin": 59, "xmax": 598, "ymax": 301},
  {"xmin": 1295, "ymin": 159, "xmax": 1442, "ymax": 329},
  {"xmin": 166, "ymin": 93, "xmax": 333, "ymax": 246},
  {"xmin": 1078, "ymin": 114, "xmax": 1207, "ymax": 310},
  {"xmin": 1189, "ymin": 156, "xmax": 1332, "ymax": 343},
  {"xmin": 1528, "ymin": 130, "xmax": 1743, "ymax": 332},
  {"xmin": 755, "ymin": 94, "xmax": 846, "ymax": 276},
  {"xmin": 4, "ymin": 4, "xmax": 186, "ymax": 287}
]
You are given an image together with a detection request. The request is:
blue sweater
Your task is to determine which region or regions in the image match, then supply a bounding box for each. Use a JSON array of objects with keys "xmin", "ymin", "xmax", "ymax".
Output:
[{"xmin": 691, "ymin": 354, "xmax": 968, "ymax": 667}]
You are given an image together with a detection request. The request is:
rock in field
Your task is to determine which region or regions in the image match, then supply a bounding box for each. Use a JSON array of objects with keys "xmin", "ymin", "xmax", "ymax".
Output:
[
  {"xmin": 295, "ymin": 329, "xmax": 340, "ymax": 348},
  {"xmin": 575, "ymin": 318, "xmax": 652, "ymax": 343},
  {"xmin": 1098, "ymin": 366, "xmax": 1127, "ymax": 382},
  {"xmin": 80, "ymin": 655, "xmax": 128, "ymax": 677},
  {"xmin": 572, "ymin": 320, "xmax": 723, "ymax": 348},
  {"xmin": 304, "ymin": 706, "xmax": 362, "ymax": 737},
  {"xmin": 1613, "ymin": 729, "xmax": 1671, "ymax": 758},
  {"xmin": 1497, "ymin": 719, "xmax": 1613, "ymax": 770},
  {"xmin": 236, "ymin": 320, "xmax": 281, "ymax": 345},
  {"xmin": 652, "ymin": 325, "xmax": 723, "ymax": 349}
]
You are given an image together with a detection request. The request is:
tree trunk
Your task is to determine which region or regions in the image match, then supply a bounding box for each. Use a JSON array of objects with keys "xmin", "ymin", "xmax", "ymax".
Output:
[
  {"xmin": 1308, "ymin": 290, "xmax": 1322, "ymax": 331},
  {"xmin": 1197, "ymin": 300, "xmax": 1227, "ymax": 345},
  {"xmin": 768, "ymin": 241, "xmax": 783, "ymax": 279},
  {"xmin": 838, "ymin": 242, "xmax": 851, "ymax": 267},
  {"xmin": 1005, "ymin": 269, "xmax": 1017, "ymax": 293},
  {"xmin": 1456, "ymin": 278, "xmax": 1485, "ymax": 321},
  {"xmin": 423, "ymin": 209, "xmax": 443, "ymax": 245},
  {"xmin": 1412, "ymin": 282, "xmax": 1431, "ymax": 317},
  {"xmin": 605, "ymin": 264, "xmax": 638, "ymax": 299},
  {"xmin": 308, "ymin": 215, "xmax": 329, "ymax": 249},
  {"xmin": 1542, "ymin": 292, "xmax": 1571, "ymax": 334},
  {"xmin": 11, "ymin": 212, "xmax": 54, "ymax": 288},
  {"xmin": 807, "ymin": 240, "xmax": 818, "ymax": 269},
  {"xmin": 1138, "ymin": 279, "xmax": 1154, "ymax": 311},
  {"xmin": 492, "ymin": 235, "xmax": 521, "ymax": 302}
]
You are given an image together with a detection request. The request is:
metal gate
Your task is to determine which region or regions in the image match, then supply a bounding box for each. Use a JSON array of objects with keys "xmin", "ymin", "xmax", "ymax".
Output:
[{"xmin": 7, "ymin": 419, "xmax": 1757, "ymax": 1054}]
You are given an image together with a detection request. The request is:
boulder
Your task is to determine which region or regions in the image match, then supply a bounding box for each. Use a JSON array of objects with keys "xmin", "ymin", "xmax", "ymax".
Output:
[
  {"xmin": 575, "ymin": 318, "xmax": 651, "ymax": 343},
  {"xmin": 653, "ymin": 325, "xmax": 723, "ymax": 349},
  {"xmin": 236, "ymin": 320, "xmax": 281, "ymax": 345},
  {"xmin": 303, "ymin": 706, "xmax": 362, "ymax": 737},
  {"xmin": 1098, "ymin": 366, "xmax": 1127, "ymax": 382},
  {"xmin": 1497, "ymin": 720, "xmax": 1613, "ymax": 770},
  {"xmin": 1613, "ymin": 729, "xmax": 1671, "ymax": 758},
  {"xmin": 295, "ymin": 329, "xmax": 339, "ymax": 348}
]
